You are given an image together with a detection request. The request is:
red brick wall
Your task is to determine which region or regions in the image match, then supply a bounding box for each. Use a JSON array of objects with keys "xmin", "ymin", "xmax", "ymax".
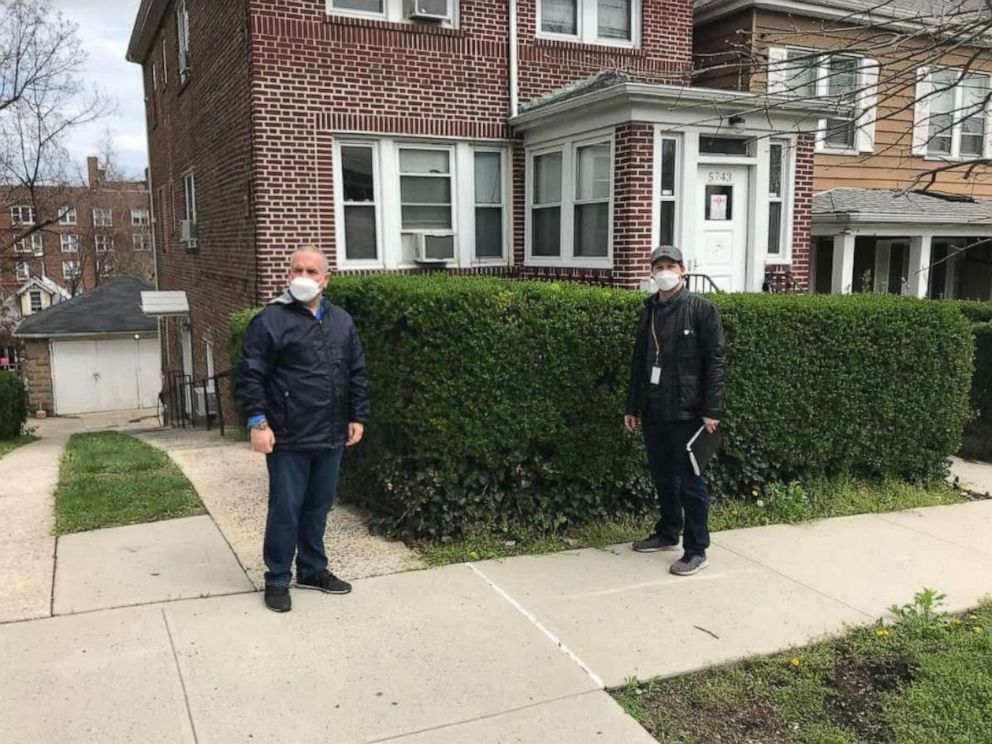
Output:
[
  {"xmin": 143, "ymin": 0, "xmax": 256, "ymax": 382},
  {"xmin": 247, "ymin": 0, "xmax": 692, "ymax": 297},
  {"xmin": 789, "ymin": 134, "xmax": 814, "ymax": 291}
]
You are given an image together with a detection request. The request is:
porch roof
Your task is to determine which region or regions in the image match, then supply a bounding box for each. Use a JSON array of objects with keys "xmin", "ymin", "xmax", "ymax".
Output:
[
  {"xmin": 694, "ymin": 0, "xmax": 987, "ymax": 28},
  {"xmin": 813, "ymin": 188, "xmax": 992, "ymax": 228},
  {"xmin": 510, "ymin": 72, "xmax": 847, "ymax": 131}
]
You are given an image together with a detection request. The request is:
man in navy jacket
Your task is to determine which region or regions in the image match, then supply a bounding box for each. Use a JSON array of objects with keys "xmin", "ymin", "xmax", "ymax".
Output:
[{"xmin": 236, "ymin": 246, "xmax": 371, "ymax": 613}]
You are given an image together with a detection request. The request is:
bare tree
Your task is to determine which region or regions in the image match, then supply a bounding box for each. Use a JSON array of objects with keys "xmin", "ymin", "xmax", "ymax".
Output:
[{"xmin": 0, "ymin": 0, "xmax": 110, "ymax": 272}]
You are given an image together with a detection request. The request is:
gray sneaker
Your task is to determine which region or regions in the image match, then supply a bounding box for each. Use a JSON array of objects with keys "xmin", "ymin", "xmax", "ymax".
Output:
[
  {"xmin": 670, "ymin": 553, "xmax": 709, "ymax": 576},
  {"xmin": 632, "ymin": 534, "xmax": 680, "ymax": 553}
]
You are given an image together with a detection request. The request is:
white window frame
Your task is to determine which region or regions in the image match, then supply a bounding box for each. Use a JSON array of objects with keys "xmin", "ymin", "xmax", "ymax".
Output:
[
  {"xmin": 176, "ymin": 0, "xmax": 191, "ymax": 83},
  {"xmin": 326, "ymin": 0, "xmax": 458, "ymax": 27},
  {"xmin": 62, "ymin": 259, "xmax": 81, "ymax": 279},
  {"xmin": 655, "ymin": 134, "xmax": 681, "ymax": 250},
  {"xmin": 59, "ymin": 205, "xmax": 76, "ymax": 225},
  {"xmin": 93, "ymin": 208, "xmax": 113, "ymax": 227},
  {"xmin": 766, "ymin": 138, "xmax": 794, "ymax": 264},
  {"xmin": 398, "ymin": 143, "xmax": 457, "ymax": 264},
  {"xmin": 60, "ymin": 234, "xmax": 79, "ymax": 253},
  {"xmin": 95, "ymin": 235, "xmax": 113, "ymax": 253},
  {"xmin": 15, "ymin": 232, "xmax": 43, "ymax": 255},
  {"xmin": 914, "ymin": 66, "xmax": 992, "ymax": 161},
  {"xmin": 335, "ymin": 140, "xmax": 384, "ymax": 269},
  {"xmin": 525, "ymin": 130, "xmax": 615, "ymax": 269},
  {"xmin": 10, "ymin": 205, "xmax": 35, "ymax": 225},
  {"xmin": 131, "ymin": 208, "xmax": 150, "ymax": 226},
  {"xmin": 162, "ymin": 37, "xmax": 168, "ymax": 86},
  {"xmin": 768, "ymin": 47, "xmax": 878, "ymax": 155},
  {"xmin": 334, "ymin": 137, "xmax": 511, "ymax": 270},
  {"xmin": 536, "ymin": 0, "xmax": 640, "ymax": 48},
  {"xmin": 472, "ymin": 147, "xmax": 509, "ymax": 263},
  {"xmin": 15, "ymin": 262, "xmax": 30, "ymax": 280},
  {"xmin": 28, "ymin": 289, "xmax": 43, "ymax": 313},
  {"xmin": 133, "ymin": 232, "xmax": 152, "ymax": 252},
  {"xmin": 183, "ymin": 170, "xmax": 197, "ymax": 224}
]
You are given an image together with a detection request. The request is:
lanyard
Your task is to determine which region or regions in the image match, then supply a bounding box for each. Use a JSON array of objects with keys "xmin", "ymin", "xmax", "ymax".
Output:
[{"xmin": 650, "ymin": 308, "xmax": 662, "ymax": 366}]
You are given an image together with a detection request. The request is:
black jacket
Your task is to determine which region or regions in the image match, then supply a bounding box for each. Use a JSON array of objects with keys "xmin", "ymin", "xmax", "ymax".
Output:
[
  {"xmin": 235, "ymin": 293, "xmax": 371, "ymax": 450},
  {"xmin": 626, "ymin": 288, "xmax": 726, "ymax": 421}
]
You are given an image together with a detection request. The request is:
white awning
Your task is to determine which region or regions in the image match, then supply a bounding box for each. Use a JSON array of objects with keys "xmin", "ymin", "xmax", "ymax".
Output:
[{"xmin": 140, "ymin": 291, "xmax": 189, "ymax": 317}]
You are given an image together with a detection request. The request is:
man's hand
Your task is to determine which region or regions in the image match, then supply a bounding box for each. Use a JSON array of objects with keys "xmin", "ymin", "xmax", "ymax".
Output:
[
  {"xmin": 703, "ymin": 417, "xmax": 720, "ymax": 434},
  {"xmin": 624, "ymin": 415, "xmax": 639, "ymax": 433},
  {"xmin": 250, "ymin": 426, "xmax": 275, "ymax": 454},
  {"xmin": 346, "ymin": 422, "xmax": 365, "ymax": 447}
]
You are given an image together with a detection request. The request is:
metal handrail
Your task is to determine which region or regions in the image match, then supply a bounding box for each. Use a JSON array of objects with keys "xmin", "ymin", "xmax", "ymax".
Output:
[
  {"xmin": 158, "ymin": 369, "xmax": 231, "ymax": 435},
  {"xmin": 683, "ymin": 273, "xmax": 723, "ymax": 294}
]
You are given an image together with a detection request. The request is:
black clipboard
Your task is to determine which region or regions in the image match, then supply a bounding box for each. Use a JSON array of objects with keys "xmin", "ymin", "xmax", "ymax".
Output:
[{"xmin": 686, "ymin": 425, "xmax": 723, "ymax": 477}]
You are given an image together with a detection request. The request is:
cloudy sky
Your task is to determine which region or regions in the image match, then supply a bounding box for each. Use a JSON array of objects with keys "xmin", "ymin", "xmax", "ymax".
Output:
[{"xmin": 53, "ymin": 0, "xmax": 147, "ymax": 179}]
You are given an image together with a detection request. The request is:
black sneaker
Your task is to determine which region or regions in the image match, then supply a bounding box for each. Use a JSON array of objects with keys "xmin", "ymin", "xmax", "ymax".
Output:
[
  {"xmin": 670, "ymin": 553, "xmax": 709, "ymax": 576},
  {"xmin": 264, "ymin": 584, "xmax": 291, "ymax": 613},
  {"xmin": 296, "ymin": 570, "xmax": 352, "ymax": 595},
  {"xmin": 632, "ymin": 534, "xmax": 680, "ymax": 553}
]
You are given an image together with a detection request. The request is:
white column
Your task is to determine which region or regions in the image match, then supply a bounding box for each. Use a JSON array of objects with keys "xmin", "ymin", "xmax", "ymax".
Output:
[
  {"xmin": 907, "ymin": 234, "xmax": 933, "ymax": 298},
  {"xmin": 831, "ymin": 234, "xmax": 856, "ymax": 294},
  {"xmin": 874, "ymin": 239, "xmax": 891, "ymax": 294}
]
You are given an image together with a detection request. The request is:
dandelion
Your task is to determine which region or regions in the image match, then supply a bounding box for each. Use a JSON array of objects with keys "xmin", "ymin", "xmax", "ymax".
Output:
[
  {"xmin": 968, "ymin": 613, "xmax": 979, "ymax": 621},
  {"xmin": 468, "ymin": 551, "xmax": 479, "ymax": 560},
  {"xmin": 953, "ymin": 618, "xmax": 964, "ymax": 626},
  {"xmin": 756, "ymin": 500, "xmax": 765, "ymax": 508},
  {"xmin": 789, "ymin": 658, "xmax": 801, "ymax": 668},
  {"xmin": 974, "ymin": 627, "xmax": 984, "ymax": 634},
  {"xmin": 875, "ymin": 628, "xmax": 890, "ymax": 637}
]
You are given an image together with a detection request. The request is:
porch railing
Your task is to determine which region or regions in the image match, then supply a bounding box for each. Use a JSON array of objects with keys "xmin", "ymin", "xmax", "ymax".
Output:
[
  {"xmin": 683, "ymin": 273, "xmax": 723, "ymax": 294},
  {"xmin": 159, "ymin": 369, "xmax": 230, "ymax": 436}
]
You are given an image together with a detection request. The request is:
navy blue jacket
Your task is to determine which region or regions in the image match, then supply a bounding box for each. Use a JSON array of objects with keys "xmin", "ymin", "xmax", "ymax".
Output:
[{"xmin": 235, "ymin": 294, "xmax": 371, "ymax": 450}]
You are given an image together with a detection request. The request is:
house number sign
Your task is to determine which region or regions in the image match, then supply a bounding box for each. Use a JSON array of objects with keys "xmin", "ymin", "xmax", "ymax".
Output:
[{"xmin": 706, "ymin": 171, "xmax": 734, "ymax": 184}]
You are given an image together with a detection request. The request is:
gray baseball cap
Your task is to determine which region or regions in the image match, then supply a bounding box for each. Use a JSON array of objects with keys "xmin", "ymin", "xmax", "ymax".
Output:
[{"xmin": 650, "ymin": 245, "xmax": 684, "ymax": 266}]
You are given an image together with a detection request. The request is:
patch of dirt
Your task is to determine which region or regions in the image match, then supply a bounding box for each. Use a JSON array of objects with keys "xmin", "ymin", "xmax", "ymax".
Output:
[{"xmin": 823, "ymin": 648, "xmax": 915, "ymax": 743}]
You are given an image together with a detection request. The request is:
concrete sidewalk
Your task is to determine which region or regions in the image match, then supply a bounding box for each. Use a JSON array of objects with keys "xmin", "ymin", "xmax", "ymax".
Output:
[{"xmin": 3, "ymin": 494, "xmax": 991, "ymax": 743}]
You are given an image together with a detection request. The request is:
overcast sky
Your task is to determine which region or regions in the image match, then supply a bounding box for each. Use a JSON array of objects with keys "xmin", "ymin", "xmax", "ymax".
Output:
[{"xmin": 53, "ymin": 0, "xmax": 147, "ymax": 179}]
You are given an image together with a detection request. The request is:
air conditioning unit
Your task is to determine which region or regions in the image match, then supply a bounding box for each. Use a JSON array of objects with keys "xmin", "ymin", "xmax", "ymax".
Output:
[
  {"xmin": 412, "ymin": 232, "xmax": 455, "ymax": 264},
  {"xmin": 405, "ymin": 0, "xmax": 450, "ymax": 22},
  {"xmin": 180, "ymin": 219, "xmax": 198, "ymax": 246}
]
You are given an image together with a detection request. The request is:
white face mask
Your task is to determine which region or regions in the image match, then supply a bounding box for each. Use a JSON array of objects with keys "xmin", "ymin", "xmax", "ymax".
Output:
[
  {"xmin": 289, "ymin": 276, "xmax": 322, "ymax": 303},
  {"xmin": 654, "ymin": 270, "xmax": 681, "ymax": 292}
]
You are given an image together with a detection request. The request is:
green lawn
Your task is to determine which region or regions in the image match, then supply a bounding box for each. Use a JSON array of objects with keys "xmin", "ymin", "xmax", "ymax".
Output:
[
  {"xmin": 613, "ymin": 591, "xmax": 992, "ymax": 744},
  {"xmin": 0, "ymin": 433, "xmax": 37, "ymax": 459},
  {"xmin": 418, "ymin": 477, "xmax": 974, "ymax": 566},
  {"xmin": 55, "ymin": 432, "xmax": 204, "ymax": 534}
]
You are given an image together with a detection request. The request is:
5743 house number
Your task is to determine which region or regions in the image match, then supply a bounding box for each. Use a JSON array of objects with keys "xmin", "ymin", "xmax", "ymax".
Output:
[{"xmin": 707, "ymin": 171, "xmax": 734, "ymax": 184}]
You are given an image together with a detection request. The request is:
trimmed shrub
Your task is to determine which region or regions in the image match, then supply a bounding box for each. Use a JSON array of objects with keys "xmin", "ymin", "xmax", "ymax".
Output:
[
  {"xmin": 0, "ymin": 370, "xmax": 27, "ymax": 440},
  {"xmin": 230, "ymin": 276, "xmax": 973, "ymax": 540}
]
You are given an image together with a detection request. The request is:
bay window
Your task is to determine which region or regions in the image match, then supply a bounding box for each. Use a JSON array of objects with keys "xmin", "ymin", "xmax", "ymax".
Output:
[
  {"xmin": 532, "ymin": 151, "xmax": 563, "ymax": 257},
  {"xmin": 574, "ymin": 143, "xmax": 611, "ymax": 257},
  {"xmin": 474, "ymin": 151, "xmax": 504, "ymax": 260}
]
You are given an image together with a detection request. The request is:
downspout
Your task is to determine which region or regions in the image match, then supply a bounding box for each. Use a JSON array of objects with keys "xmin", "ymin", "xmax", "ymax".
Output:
[{"xmin": 509, "ymin": 0, "xmax": 518, "ymax": 118}]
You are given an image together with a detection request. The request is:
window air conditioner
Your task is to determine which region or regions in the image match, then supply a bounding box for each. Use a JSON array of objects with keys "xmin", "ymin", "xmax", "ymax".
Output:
[
  {"xmin": 405, "ymin": 0, "xmax": 450, "ymax": 22},
  {"xmin": 180, "ymin": 219, "xmax": 198, "ymax": 245},
  {"xmin": 412, "ymin": 232, "xmax": 455, "ymax": 264}
]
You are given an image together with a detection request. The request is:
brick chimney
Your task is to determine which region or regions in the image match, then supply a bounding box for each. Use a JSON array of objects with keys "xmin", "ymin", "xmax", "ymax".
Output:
[{"xmin": 86, "ymin": 156, "xmax": 103, "ymax": 188}]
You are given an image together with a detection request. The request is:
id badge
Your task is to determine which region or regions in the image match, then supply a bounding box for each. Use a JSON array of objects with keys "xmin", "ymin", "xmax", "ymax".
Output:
[{"xmin": 650, "ymin": 366, "xmax": 662, "ymax": 385}]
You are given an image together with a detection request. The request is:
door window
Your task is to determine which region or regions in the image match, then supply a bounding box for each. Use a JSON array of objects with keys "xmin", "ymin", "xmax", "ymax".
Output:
[{"xmin": 705, "ymin": 185, "xmax": 733, "ymax": 221}]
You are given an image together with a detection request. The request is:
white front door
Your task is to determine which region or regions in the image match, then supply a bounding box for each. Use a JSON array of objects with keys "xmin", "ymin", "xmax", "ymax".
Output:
[
  {"xmin": 694, "ymin": 164, "xmax": 750, "ymax": 291},
  {"xmin": 51, "ymin": 337, "xmax": 161, "ymax": 414}
]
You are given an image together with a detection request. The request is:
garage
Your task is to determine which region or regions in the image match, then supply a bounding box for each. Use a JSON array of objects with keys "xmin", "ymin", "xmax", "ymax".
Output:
[{"xmin": 16, "ymin": 277, "xmax": 161, "ymax": 416}]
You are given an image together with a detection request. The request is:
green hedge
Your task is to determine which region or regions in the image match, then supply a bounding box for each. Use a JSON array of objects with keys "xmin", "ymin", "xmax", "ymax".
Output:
[
  {"xmin": 0, "ymin": 370, "xmax": 27, "ymax": 440},
  {"xmin": 230, "ymin": 277, "xmax": 973, "ymax": 540}
]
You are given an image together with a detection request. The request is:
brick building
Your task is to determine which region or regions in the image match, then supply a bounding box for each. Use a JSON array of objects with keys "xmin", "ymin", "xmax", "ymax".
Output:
[
  {"xmin": 127, "ymin": 0, "xmax": 830, "ymax": 388},
  {"xmin": 0, "ymin": 156, "xmax": 154, "ymax": 309}
]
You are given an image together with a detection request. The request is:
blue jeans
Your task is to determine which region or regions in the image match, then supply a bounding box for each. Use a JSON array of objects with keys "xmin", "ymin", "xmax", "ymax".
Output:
[
  {"xmin": 264, "ymin": 448, "xmax": 343, "ymax": 587},
  {"xmin": 641, "ymin": 408, "xmax": 710, "ymax": 556}
]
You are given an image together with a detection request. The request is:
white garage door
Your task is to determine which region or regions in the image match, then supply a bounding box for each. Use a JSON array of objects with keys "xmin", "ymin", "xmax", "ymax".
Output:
[{"xmin": 51, "ymin": 337, "xmax": 161, "ymax": 415}]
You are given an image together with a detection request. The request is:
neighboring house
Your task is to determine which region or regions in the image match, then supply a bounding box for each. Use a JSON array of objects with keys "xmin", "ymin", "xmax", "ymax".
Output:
[
  {"xmin": 127, "ymin": 0, "xmax": 835, "ymax": 390},
  {"xmin": 14, "ymin": 277, "xmax": 160, "ymax": 416},
  {"xmin": 0, "ymin": 156, "xmax": 154, "ymax": 299},
  {"xmin": 694, "ymin": 0, "xmax": 992, "ymax": 298}
]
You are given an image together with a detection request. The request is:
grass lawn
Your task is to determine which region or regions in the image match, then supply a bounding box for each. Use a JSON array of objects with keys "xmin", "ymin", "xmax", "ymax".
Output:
[
  {"xmin": 0, "ymin": 433, "xmax": 37, "ymax": 458},
  {"xmin": 418, "ymin": 476, "xmax": 976, "ymax": 566},
  {"xmin": 612, "ymin": 591, "xmax": 992, "ymax": 744},
  {"xmin": 55, "ymin": 431, "xmax": 205, "ymax": 534}
]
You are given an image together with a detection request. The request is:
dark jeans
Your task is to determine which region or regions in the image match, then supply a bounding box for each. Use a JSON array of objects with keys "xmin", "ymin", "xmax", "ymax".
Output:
[
  {"xmin": 641, "ymin": 407, "xmax": 710, "ymax": 556},
  {"xmin": 264, "ymin": 447, "xmax": 343, "ymax": 587}
]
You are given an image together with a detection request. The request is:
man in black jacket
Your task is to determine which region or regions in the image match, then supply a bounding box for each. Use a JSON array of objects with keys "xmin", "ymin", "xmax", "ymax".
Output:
[
  {"xmin": 236, "ymin": 246, "xmax": 371, "ymax": 612},
  {"xmin": 624, "ymin": 246, "xmax": 725, "ymax": 576}
]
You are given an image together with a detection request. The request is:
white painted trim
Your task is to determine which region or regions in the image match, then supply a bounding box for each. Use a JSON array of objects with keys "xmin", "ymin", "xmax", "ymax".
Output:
[
  {"xmin": 535, "ymin": 0, "xmax": 640, "ymax": 49},
  {"xmin": 326, "ymin": 0, "xmax": 459, "ymax": 28},
  {"xmin": 907, "ymin": 234, "xmax": 933, "ymax": 298},
  {"xmin": 831, "ymin": 234, "xmax": 856, "ymax": 294},
  {"xmin": 333, "ymin": 138, "xmax": 385, "ymax": 270}
]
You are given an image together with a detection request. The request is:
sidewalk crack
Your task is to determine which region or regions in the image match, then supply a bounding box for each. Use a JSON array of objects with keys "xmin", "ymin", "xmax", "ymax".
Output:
[{"xmin": 161, "ymin": 608, "xmax": 200, "ymax": 744}]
